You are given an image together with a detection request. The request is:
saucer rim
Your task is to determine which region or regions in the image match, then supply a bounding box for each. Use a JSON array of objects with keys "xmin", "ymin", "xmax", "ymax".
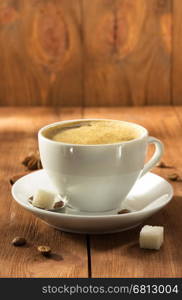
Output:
[
  {"xmin": 12, "ymin": 170, "xmax": 173, "ymax": 220},
  {"xmin": 45, "ymin": 221, "xmax": 142, "ymax": 234}
]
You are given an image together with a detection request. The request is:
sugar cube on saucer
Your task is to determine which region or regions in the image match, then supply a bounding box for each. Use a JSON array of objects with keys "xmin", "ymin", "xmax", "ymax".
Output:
[
  {"xmin": 139, "ymin": 225, "xmax": 164, "ymax": 250},
  {"xmin": 32, "ymin": 189, "xmax": 56, "ymax": 210}
]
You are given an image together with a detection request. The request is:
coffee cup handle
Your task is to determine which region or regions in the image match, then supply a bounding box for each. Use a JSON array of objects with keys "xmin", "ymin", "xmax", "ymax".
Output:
[{"xmin": 139, "ymin": 136, "xmax": 164, "ymax": 178}]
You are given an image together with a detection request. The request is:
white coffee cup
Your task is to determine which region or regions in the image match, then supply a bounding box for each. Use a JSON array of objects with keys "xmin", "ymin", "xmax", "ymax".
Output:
[{"xmin": 38, "ymin": 119, "xmax": 163, "ymax": 212}]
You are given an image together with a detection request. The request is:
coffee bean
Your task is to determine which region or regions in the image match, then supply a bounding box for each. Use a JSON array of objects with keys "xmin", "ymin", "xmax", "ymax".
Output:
[
  {"xmin": 28, "ymin": 196, "xmax": 33, "ymax": 204},
  {"xmin": 118, "ymin": 209, "xmax": 131, "ymax": 214},
  {"xmin": 12, "ymin": 237, "xmax": 26, "ymax": 246},
  {"xmin": 53, "ymin": 200, "xmax": 64, "ymax": 209},
  {"xmin": 157, "ymin": 161, "xmax": 172, "ymax": 168},
  {"xmin": 168, "ymin": 173, "xmax": 179, "ymax": 181},
  {"xmin": 9, "ymin": 173, "xmax": 28, "ymax": 185},
  {"xmin": 37, "ymin": 245, "xmax": 51, "ymax": 257}
]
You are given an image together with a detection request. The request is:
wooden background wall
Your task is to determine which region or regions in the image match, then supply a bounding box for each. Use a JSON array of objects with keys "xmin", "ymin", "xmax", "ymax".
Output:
[{"xmin": 0, "ymin": 0, "xmax": 181, "ymax": 106}]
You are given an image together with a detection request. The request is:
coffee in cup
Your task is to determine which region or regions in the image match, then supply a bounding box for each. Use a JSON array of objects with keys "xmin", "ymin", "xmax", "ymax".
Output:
[
  {"xmin": 42, "ymin": 120, "xmax": 140, "ymax": 145},
  {"xmin": 39, "ymin": 119, "xmax": 164, "ymax": 213}
]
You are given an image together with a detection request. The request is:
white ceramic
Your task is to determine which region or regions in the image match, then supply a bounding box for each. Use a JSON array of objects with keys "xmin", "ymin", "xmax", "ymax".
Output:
[
  {"xmin": 38, "ymin": 119, "xmax": 164, "ymax": 212},
  {"xmin": 11, "ymin": 170, "xmax": 173, "ymax": 234}
]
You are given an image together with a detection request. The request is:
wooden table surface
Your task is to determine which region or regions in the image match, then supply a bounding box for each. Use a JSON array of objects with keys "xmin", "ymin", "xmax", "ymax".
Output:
[{"xmin": 0, "ymin": 106, "xmax": 182, "ymax": 278}]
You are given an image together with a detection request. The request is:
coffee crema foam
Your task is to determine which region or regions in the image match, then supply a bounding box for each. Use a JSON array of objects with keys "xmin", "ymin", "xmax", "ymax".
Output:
[{"xmin": 43, "ymin": 121, "xmax": 140, "ymax": 145}]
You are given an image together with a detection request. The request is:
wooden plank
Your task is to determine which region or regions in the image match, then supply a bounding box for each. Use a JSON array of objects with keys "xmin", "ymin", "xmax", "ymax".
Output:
[
  {"xmin": 84, "ymin": 106, "xmax": 182, "ymax": 277},
  {"xmin": 174, "ymin": 106, "xmax": 182, "ymax": 121},
  {"xmin": 0, "ymin": 0, "xmax": 83, "ymax": 106},
  {"xmin": 83, "ymin": 0, "xmax": 172, "ymax": 106},
  {"xmin": 0, "ymin": 107, "xmax": 88, "ymax": 277},
  {"xmin": 60, "ymin": 107, "xmax": 84, "ymax": 121},
  {"xmin": 172, "ymin": 0, "xmax": 182, "ymax": 105}
]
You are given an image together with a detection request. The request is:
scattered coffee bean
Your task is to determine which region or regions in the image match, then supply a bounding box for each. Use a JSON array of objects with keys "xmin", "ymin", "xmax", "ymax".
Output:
[
  {"xmin": 28, "ymin": 196, "xmax": 33, "ymax": 204},
  {"xmin": 167, "ymin": 173, "xmax": 180, "ymax": 181},
  {"xmin": 37, "ymin": 245, "xmax": 51, "ymax": 257},
  {"xmin": 118, "ymin": 209, "xmax": 131, "ymax": 214},
  {"xmin": 22, "ymin": 151, "xmax": 42, "ymax": 171},
  {"xmin": 53, "ymin": 200, "xmax": 64, "ymax": 209},
  {"xmin": 157, "ymin": 161, "xmax": 172, "ymax": 168},
  {"xmin": 9, "ymin": 173, "xmax": 28, "ymax": 185},
  {"xmin": 12, "ymin": 237, "xmax": 26, "ymax": 246}
]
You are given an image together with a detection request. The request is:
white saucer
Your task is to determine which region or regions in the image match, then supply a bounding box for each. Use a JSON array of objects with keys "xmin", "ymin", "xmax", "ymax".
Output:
[{"xmin": 12, "ymin": 170, "xmax": 173, "ymax": 234}]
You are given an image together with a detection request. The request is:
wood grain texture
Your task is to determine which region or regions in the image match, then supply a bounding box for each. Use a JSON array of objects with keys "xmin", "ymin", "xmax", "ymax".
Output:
[
  {"xmin": 172, "ymin": 0, "xmax": 182, "ymax": 105},
  {"xmin": 0, "ymin": 107, "xmax": 88, "ymax": 278},
  {"xmin": 0, "ymin": 0, "xmax": 174, "ymax": 106},
  {"xmin": 83, "ymin": 0, "xmax": 172, "ymax": 106},
  {"xmin": 0, "ymin": 0, "xmax": 83, "ymax": 106},
  {"xmin": 84, "ymin": 106, "xmax": 182, "ymax": 277}
]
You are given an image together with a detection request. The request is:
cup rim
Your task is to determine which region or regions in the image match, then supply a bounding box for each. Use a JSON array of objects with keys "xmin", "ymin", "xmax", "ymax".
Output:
[{"xmin": 38, "ymin": 118, "xmax": 148, "ymax": 147}]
